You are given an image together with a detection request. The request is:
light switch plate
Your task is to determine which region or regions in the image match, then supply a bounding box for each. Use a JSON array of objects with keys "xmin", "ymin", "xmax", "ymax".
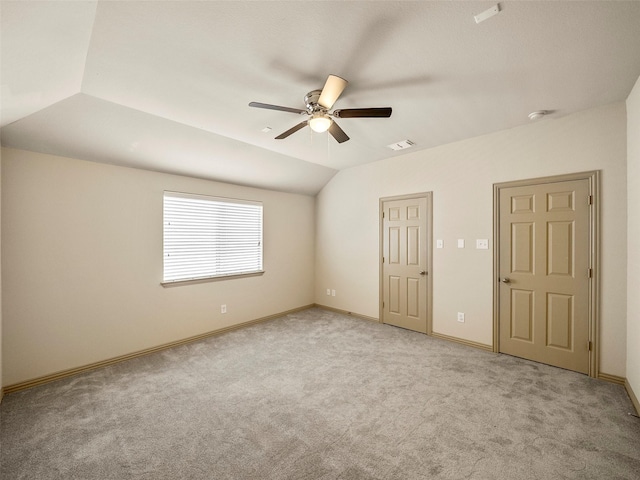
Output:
[
  {"xmin": 457, "ymin": 239, "xmax": 465, "ymax": 248},
  {"xmin": 476, "ymin": 239, "xmax": 489, "ymax": 249},
  {"xmin": 436, "ymin": 239, "xmax": 444, "ymax": 249}
]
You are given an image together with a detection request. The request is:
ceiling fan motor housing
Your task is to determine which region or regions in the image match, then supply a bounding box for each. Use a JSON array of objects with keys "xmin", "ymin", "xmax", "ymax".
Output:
[{"xmin": 304, "ymin": 90, "xmax": 325, "ymax": 113}]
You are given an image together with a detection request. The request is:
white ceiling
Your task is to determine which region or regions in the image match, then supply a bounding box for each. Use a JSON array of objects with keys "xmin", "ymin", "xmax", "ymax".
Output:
[{"xmin": 2, "ymin": 1, "xmax": 640, "ymax": 195}]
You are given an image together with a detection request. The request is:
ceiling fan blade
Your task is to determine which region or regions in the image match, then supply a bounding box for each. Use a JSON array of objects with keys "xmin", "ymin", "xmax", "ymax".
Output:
[
  {"xmin": 318, "ymin": 75, "xmax": 348, "ymax": 109},
  {"xmin": 275, "ymin": 121, "xmax": 308, "ymax": 139},
  {"xmin": 328, "ymin": 121, "xmax": 349, "ymax": 144},
  {"xmin": 249, "ymin": 102, "xmax": 306, "ymax": 115},
  {"xmin": 333, "ymin": 107, "xmax": 392, "ymax": 118}
]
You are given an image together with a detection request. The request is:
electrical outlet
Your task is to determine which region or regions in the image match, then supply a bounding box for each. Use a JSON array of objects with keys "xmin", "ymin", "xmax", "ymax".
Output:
[
  {"xmin": 457, "ymin": 239, "xmax": 465, "ymax": 248},
  {"xmin": 221, "ymin": 304, "xmax": 227, "ymax": 314},
  {"xmin": 331, "ymin": 289, "xmax": 336, "ymax": 297},
  {"xmin": 326, "ymin": 288, "xmax": 331, "ymax": 296},
  {"xmin": 457, "ymin": 312, "xmax": 465, "ymax": 323}
]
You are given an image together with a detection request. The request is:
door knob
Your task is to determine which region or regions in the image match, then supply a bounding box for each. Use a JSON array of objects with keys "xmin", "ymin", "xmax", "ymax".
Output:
[
  {"xmin": 419, "ymin": 271, "xmax": 427, "ymax": 276},
  {"xmin": 500, "ymin": 277, "xmax": 511, "ymax": 283}
]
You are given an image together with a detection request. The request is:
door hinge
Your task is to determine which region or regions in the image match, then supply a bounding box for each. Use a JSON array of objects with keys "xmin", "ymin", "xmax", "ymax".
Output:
[
  {"xmin": 588, "ymin": 195, "xmax": 593, "ymax": 205},
  {"xmin": 588, "ymin": 341, "xmax": 593, "ymax": 351},
  {"xmin": 588, "ymin": 268, "xmax": 592, "ymax": 278},
  {"xmin": 382, "ymin": 257, "xmax": 385, "ymax": 263},
  {"xmin": 382, "ymin": 301, "xmax": 385, "ymax": 308},
  {"xmin": 382, "ymin": 211, "xmax": 385, "ymax": 218}
]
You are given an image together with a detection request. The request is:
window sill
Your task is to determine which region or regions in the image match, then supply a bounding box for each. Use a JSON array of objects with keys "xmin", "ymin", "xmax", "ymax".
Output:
[{"xmin": 161, "ymin": 270, "xmax": 265, "ymax": 287}]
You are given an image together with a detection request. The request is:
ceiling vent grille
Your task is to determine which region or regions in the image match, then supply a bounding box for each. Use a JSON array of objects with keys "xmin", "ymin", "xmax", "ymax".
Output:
[{"xmin": 387, "ymin": 140, "xmax": 415, "ymax": 151}]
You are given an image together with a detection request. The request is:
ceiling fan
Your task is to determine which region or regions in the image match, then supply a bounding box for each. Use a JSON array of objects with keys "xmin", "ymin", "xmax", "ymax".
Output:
[{"xmin": 249, "ymin": 75, "xmax": 392, "ymax": 144}]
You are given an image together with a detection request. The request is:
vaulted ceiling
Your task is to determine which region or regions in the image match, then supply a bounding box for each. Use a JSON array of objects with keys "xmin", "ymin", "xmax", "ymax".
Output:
[{"xmin": 2, "ymin": 1, "xmax": 640, "ymax": 195}]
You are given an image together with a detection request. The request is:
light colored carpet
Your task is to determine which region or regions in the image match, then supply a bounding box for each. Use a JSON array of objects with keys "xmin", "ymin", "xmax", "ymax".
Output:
[{"xmin": 1, "ymin": 307, "xmax": 639, "ymax": 479}]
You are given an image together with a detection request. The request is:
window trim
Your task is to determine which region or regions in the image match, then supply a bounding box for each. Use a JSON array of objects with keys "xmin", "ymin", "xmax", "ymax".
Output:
[
  {"xmin": 161, "ymin": 191, "xmax": 264, "ymax": 286},
  {"xmin": 160, "ymin": 269, "xmax": 265, "ymax": 287}
]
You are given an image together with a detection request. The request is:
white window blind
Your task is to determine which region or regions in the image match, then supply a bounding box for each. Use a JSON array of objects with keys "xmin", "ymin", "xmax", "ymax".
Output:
[{"xmin": 163, "ymin": 192, "xmax": 263, "ymax": 283}]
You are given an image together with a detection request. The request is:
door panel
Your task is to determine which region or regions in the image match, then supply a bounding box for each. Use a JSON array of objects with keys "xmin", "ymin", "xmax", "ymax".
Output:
[
  {"xmin": 407, "ymin": 226, "xmax": 420, "ymax": 265},
  {"xmin": 511, "ymin": 194, "xmax": 535, "ymax": 214},
  {"xmin": 511, "ymin": 223, "xmax": 534, "ymax": 274},
  {"xmin": 407, "ymin": 278, "xmax": 420, "ymax": 318},
  {"xmin": 382, "ymin": 196, "xmax": 429, "ymax": 333},
  {"xmin": 546, "ymin": 293, "xmax": 573, "ymax": 349},
  {"xmin": 511, "ymin": 289, "xmax": 534, "ymax": 342},
  {"xmin": 389, "ymin": 227, "xmax": 400, "ymax": 264},
  {"xmin": 547, "ymin": 221, "xmax": 573, "ymax": 276},
  {"xmin": 389, "ymin": 276, "xmax": 401, "ymax": 314},
  {"xmin": 499, "ymin": 179, "xmax": 590, "ymax": 374}
]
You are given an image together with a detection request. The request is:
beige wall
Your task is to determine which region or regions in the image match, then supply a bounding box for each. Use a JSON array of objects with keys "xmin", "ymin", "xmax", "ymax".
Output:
[
  {"xmin": 627, "ymin": 77, "xmax": 640, "ymax": 398},
  {"xmin": 1, "ymin": 99, "xmax": 633, "ymax": 389},
  {"xmin": 0, "ymin": 153, "xmax": 3, "ymax": 399},
  {"xmin": 1, "ymin": 148, "xmax": 316, "ymax": 386},
  {"xmin": 316, "ymin": 102, "xmax": 627, "ymax": 377}
]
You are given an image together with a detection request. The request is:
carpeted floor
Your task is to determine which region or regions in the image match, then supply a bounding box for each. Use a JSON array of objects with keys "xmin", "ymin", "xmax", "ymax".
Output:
[{"xmin": 1, "ymin": 307, "xmax": 639, "ymax": 479}]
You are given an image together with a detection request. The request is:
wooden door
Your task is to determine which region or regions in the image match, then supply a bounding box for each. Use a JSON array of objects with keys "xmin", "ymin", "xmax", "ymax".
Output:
[
  {"xmin": 498, "ymin": 179, "xmax": 591, "ymax": 373},
  {"xmin": 381, "ymin": 196, "xmax": 429, "ymax": 333}
]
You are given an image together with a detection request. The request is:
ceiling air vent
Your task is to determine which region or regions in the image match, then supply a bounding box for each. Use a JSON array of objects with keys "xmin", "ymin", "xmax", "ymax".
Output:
[
  {"xmin": 387, "ymin": 140, "xmax": 415, "ymax": 151},
  {"xmin": 474, "ymin": 4, "xmax": 501, "ymax": 24}
]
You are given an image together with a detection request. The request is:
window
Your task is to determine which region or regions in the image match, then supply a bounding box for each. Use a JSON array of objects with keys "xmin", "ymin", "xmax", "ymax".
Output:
[{"xmin": 163, "ymin": 191, "xmax": 263, "ymax": 283}]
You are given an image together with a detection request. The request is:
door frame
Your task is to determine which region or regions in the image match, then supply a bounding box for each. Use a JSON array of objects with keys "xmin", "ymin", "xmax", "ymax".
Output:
[
  {"xmin": 493, "ymin": 171, "xmax": 600, "ymax": 377},
  {"xmin": 379, "ymin": 192, "xmax": 433, "ymax": 334}
]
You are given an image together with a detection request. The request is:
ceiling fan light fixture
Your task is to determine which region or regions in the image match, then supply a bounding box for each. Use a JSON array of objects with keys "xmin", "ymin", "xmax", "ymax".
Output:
[{"xmin": 309, "ymin": 114, "xmax": 332, "ymax": 133}]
